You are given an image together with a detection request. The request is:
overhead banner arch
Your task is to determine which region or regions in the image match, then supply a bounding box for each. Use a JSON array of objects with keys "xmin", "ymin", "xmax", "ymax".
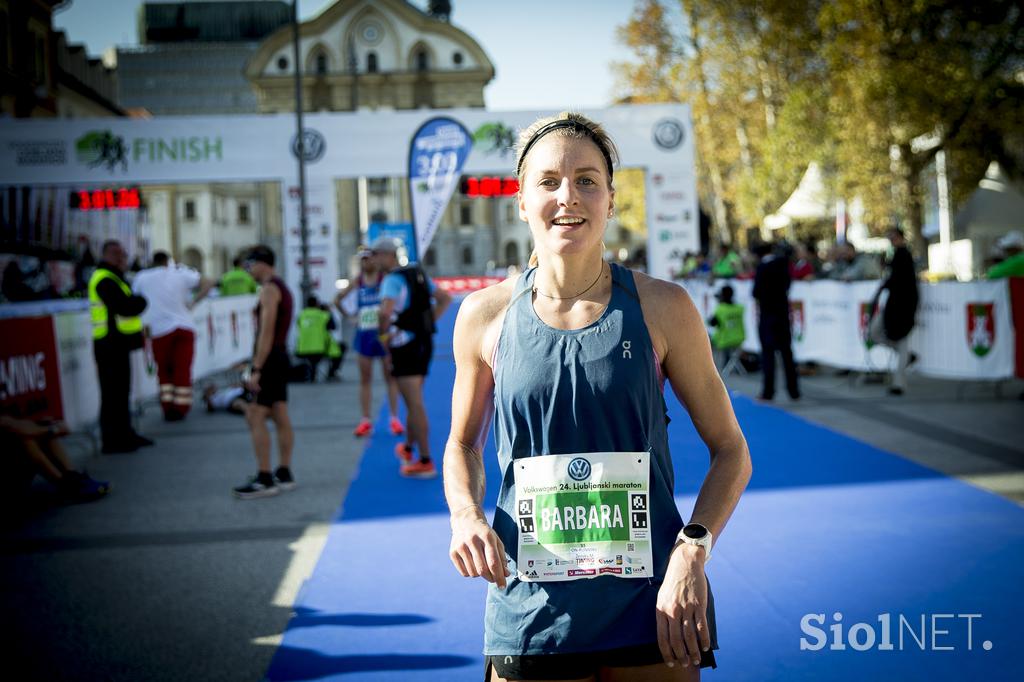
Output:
[{"xmin": 0, "ymin": 104, "xmax": 697, "ymax": 296}]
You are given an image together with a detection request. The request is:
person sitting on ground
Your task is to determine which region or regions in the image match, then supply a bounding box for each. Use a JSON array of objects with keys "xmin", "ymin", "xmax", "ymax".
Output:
[
  {"xmin": 2, "ymin": 414, "xmax": 110, "ymax": 504},
  {"xmin": 203, "ymin": 384, "xmax": 252, "ymax": 416}
]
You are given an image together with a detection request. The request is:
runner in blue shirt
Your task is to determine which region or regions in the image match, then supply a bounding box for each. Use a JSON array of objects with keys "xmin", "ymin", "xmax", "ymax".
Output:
[
  {"xmin": 443, "ymin": 112, "xmax": 752, "ymax": 681},
  {"xmin": 334, "ymin": 247, "xmax": 403, "ymax": 437},
  {"xmin": 374, "ymin": 237, "xmax": 452, "ymax": 478}
]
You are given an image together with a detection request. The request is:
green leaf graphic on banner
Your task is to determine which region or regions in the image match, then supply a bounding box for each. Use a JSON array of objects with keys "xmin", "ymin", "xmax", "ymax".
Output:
[{"xmin": 535, "ymin": 491, "xmax": 629, "ymax": 544}]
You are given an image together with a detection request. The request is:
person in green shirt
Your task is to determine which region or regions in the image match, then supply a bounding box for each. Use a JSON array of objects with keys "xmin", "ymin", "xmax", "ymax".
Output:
[
  {"xmin": 707, "ymin": 284, "xmax": 746, "ymax": 372},
  {"xmin": 295, "ymin": 295, "xmax": 334, "ymax": 382},
  {"xmin": 712, "ymin": 246, "xmax": 744, "ymax": 278},
  {"xmin": 219, "ymin": 257, "xmax": 258, "ymax": 296},
  {"xmin": 986, "ymin": 232, "xmax": 1024, "ymax": 279}
]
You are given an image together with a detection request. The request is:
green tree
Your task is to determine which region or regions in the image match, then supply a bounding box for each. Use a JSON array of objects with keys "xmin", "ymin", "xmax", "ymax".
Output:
[
  {"xmin": 614, "ymin": 0, "xmax": 1024, "ymax": 251},
  {"xmin": 821, "ymin": 0, "xmax": 1024, "ymax": 243}
]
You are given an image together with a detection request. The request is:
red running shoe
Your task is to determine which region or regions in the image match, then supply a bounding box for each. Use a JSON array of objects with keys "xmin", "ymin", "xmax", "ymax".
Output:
[
  {"xmin": 389, "ymin": 416, "xmax": 405, "ymax": 436},
  {"xmin": 353, "ymin": 418, "xmax": 373, "ymax": 437},
  {"xmin": 400, "ymin": 459, "xmax": 437, "ymax": 479},
  {"xmin": 394, "ymin": 443, "xmax": 414, "ymax": 463}
]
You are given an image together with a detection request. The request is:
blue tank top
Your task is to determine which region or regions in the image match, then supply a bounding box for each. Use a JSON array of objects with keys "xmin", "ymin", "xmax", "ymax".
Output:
[
  {"xmin": 485, "ymin": 263, "xmax": 684, "ymax": 655},
  {"xmin": 355, "ymin": 275, "xmax": 382, "ymax": 332},
  {"xmin": 357, "ymin": 275, "xmax": 381, "ymax": 309}
]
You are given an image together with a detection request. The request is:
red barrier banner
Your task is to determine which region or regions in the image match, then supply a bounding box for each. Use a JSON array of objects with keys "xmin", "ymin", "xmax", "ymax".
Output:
[
  {"xmin": 1010, "ymin": 277, "xmax": 1024, "ymax": 379},
  {"xmin": 0, "ymin": 315, "xmax": 64, "ymax": 420},
  {"xmin": 434, "ymin": 276, "xmax": 505, "ymax": 294}
]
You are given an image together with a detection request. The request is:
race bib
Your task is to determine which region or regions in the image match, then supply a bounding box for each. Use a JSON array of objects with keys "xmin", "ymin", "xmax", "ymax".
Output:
[
  {"xmin": 514, "ymin": 451, "xmax": 652, "ymax": 582},
  {"xmin": 358, "ymin": 305, "xmax": 380, "ymax": 330}
]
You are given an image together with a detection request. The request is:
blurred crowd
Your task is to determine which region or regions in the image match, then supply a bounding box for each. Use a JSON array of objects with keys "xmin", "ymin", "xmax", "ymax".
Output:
[
  {"xmin": 675, "ymin": 230, "xmax": 1024, "ymax": 283},
  {"xmin": 675, "ymin": 240, "xmax": 886, "ymax": 282}
]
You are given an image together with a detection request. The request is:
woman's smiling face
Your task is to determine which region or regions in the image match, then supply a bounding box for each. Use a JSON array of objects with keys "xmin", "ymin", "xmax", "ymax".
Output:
[{"xmin": 518, "ymin": 134, "xmax": 614, "ymax": 260}]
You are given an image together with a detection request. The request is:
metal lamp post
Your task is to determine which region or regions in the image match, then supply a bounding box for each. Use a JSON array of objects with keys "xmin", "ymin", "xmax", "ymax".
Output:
[{"xmin": 292, "ymin": 0, "xmax": 312, "ymax": 301}]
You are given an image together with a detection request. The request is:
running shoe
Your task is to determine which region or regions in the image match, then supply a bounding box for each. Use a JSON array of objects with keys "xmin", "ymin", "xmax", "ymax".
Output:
[
  {"xmin": 274, "ymin": 466, "xmax": 297, "ymax": 492},
  {"xmin": 400, "ymin": 459, "xmax": 437, "ymax": 479},
  {"xmin": 353, "ymin": 418, "xmax": 373, "ymax": 437},
  {"xmin": 233, "ymin": 474, "xmax": 279, "ymax": 499},
  {"xmin": 59, "ymin": 471, "xmax": 110, "ymax": 504},
  {"xmin": 395, "ymin": 443, "xmax": 414, "ymax": 463},
  {"xmin": 389, "ymin": 416, "xmax": 405, "ymax": 436}
]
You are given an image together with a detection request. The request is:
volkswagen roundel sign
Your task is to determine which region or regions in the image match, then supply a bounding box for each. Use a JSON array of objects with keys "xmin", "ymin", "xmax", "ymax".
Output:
[
  {"xmin": 567, "ymin": 457, "xmax": 592, "ymax": 481},
  {"xmin": 291, "ymin": 128, "xmax": 326, "ymax": 163},
  {"xmin": 652, "ymin": 118, "xmax": 685, "ymax": 150}
]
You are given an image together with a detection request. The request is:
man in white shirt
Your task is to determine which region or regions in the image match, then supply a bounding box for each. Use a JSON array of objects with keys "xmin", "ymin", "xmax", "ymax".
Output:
[{"xmin": 132, "ymin": 252, "xmax": 214, "ymax": 421}]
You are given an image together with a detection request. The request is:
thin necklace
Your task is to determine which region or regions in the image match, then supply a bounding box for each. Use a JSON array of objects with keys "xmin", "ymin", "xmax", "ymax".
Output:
[{"xmin": 533, "ymin": 262, "xmax": 606, "ymax": 300}]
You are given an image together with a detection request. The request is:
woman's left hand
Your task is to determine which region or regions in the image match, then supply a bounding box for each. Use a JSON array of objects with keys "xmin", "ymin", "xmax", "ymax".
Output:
[{"xmin": 655, "ymin": 543, "xmax": 711, "ymax": 668}]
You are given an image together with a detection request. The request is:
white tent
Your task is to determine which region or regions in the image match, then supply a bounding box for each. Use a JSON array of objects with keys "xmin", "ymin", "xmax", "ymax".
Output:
[
  {"xmin": 949, "ymin": 162, "xmax": 1024, "ymax": 277},
  {"xmin": 763, "ymin": 162, "xmax": 833, "ymax": 230},
  {"xmin": 953, "ymin": 162, "xmax": 1024, "ymax": 238}
]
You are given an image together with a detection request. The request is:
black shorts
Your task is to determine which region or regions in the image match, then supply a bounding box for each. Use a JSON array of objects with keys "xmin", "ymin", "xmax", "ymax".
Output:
[
  {"xmin": 254, "ymin": 349, "xmax": 289, "ymax": 407},
  {"xmin": 486, "ymin": 642, "xmax": 717, "ymax": 680},
  {"xmin": 389, "ymin": 335, "xmax": 433, "ymax": 377}
]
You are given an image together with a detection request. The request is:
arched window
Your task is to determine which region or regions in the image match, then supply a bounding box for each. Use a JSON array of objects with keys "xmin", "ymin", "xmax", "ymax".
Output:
[
  {"xmin": 452, "ymin": 51, "xmax": 463, "ymax": 67},
  {"xmin": 461, "ymin": 245, "xmax": 473, "ymax": 265},
  {"xmin": 315, "ymin": 53, "xmax": 327, "ymax": 74},
  {"xmin": 504, "ymin": 241, "xmax": 520, "ymax": 266},
  {"xmin": 183, "ymin": 247, "xmax": 204, "ymax": 273},
  {"xmin": 367, "ymin": 51, "xmax": 378, "ymax": 73},
  {"xmin": 416, "ymin": 49, "xmax": 429, "ymax": 72}
]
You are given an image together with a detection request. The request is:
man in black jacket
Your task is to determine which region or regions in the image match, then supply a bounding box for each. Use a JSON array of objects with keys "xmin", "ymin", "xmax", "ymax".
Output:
[
  {"xmin": 752, "ymin": 242, "xmax": 800, "ymax": 401},
  {"xmin": 870, "ymin": 228, "xmax": 919, "ymax": 395},
  {"xmin": 88, "ymin": 240, "xmax": 153, "ymax": 453}
]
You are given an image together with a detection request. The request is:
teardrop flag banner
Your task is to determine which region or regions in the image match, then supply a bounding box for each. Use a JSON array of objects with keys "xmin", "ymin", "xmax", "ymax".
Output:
[{"xmin": 407, "ymin": 117, "xmax": 473, "ymax": 261}]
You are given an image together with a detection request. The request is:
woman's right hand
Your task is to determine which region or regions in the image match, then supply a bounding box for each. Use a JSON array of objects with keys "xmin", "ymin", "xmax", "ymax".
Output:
[{"xmin": 449, "ymin": 504, "xmax": 510, "ymax": 589}]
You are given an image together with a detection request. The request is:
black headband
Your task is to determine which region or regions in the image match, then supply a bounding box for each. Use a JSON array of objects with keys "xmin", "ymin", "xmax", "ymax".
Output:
[{"xmin": 515, "ymin": 119, "xmax": 614, "ymax": 178}]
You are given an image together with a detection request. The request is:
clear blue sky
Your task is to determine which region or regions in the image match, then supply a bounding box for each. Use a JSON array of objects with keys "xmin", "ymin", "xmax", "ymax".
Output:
[{"xmin": 53, "ymin": 0, "xmax": 640, "ymax": 111}]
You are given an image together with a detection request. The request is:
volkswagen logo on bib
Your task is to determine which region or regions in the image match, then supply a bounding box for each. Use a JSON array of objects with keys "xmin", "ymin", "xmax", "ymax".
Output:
[{"xmin": 567, "ymin": 457, "xmax": 592, "ymax": 481}]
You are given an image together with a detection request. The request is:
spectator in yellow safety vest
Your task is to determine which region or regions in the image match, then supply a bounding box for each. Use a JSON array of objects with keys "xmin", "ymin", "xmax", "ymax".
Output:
[
  {"xmin": 707, "ymin": 284, "xmax": 746, "ymax": 369},
  {"xmin": 295, "ymin": 295, "xmax": 335, "ymax": 382},
  {"xmin": 88, "ymin": 240, "xmax": 154, "ymax": 454}
]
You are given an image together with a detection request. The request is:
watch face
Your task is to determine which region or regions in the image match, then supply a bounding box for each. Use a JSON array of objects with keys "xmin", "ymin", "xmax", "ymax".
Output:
[{"xmin": 683, "ymin": 524, "xmax": 708, "ymax": 539}]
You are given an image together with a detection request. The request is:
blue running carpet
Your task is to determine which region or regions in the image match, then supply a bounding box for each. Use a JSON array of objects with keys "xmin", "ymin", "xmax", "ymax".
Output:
[{"xmin": 267, "ymin": 303, "xmax": 1024, "ymax": 681}]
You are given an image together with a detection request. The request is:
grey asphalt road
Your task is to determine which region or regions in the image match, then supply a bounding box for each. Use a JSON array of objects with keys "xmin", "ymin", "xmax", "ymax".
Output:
[{"xmin": 4, "ymin": 366, "xmax": 379, "ymax": 682}]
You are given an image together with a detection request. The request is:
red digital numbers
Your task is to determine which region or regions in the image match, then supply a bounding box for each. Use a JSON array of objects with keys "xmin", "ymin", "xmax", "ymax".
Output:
[
  {"xmin": 460, "ymin": 176, "xmax": 519, "ymax": 197},
  {"xmin": 71, "ymin": 187, "xmax": 141, "ymax": 211}
]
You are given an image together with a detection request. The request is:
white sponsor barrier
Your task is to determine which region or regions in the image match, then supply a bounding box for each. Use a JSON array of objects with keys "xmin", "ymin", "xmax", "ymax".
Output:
[
  {"xmin": 679, "ymin": 279, "xmax": 1016, "ymax": 380},
  {"xmin": 9, "ymin": 295, "xmax": 258, "ymax": 431}
]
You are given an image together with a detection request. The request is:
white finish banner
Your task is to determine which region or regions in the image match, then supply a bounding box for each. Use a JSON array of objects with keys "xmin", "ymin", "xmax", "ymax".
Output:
[
  {"xmin": 0, "ymin": 104, "xmax": 697, "ymax": 280},
  {"xmin": 679, "ymin": 279, "xmax": 1016, "ymax": 380}
]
